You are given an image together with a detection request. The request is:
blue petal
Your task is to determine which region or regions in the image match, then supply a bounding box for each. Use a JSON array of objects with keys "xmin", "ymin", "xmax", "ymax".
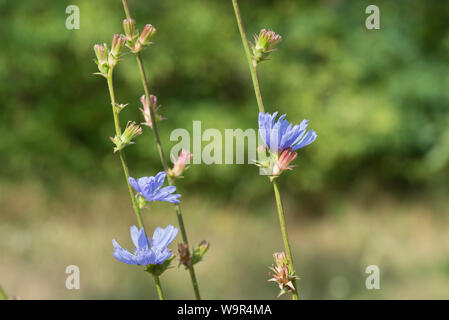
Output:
[
  {"xmin": 130, "ymin": 225, "xmax": 148, "ymax": 250},
  {"xmin": 112, "ymin": 239, "xmax": 137, "ymax": 265},
  {"xmin": 154, "ymin": 248, "xmax": 172, "ymax": 264},
  {"xmin": 128, "ymin": 177, "xmax": 140, "ymax": 194},
  {"xmin": 293, "ymin": 130, "xmax": 317, "ymax": 150},
  {"xmin": 152, "ymin": 225, "xmax": 178, "ymax": 249}
]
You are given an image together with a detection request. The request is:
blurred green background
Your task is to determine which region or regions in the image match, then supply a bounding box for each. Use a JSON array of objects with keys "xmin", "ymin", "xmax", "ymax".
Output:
[{"xmin": 1, "ymin": 0, "xmax": 449, "ymax": 299}]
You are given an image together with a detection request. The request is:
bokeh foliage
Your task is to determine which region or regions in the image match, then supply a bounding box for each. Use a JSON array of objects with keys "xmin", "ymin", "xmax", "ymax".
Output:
[{"xmin": 1, "ymin": 0, "xmax": 449, "ymax": 204}]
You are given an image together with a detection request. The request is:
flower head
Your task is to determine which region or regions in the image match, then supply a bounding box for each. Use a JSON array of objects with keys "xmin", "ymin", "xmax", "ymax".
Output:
[
  {"xmin": 256, "ymin": 112, "xmax": 316, "ymax": 178},
  {"xmin": 110, "ymin": 121, "xmax": 142, "ymax": 152},
  {"xmin": 138, "ymin": 24, "xmax": 156, "ymax": 46},
  {"xmin": 168, "ymin": 149, "xmax": 193, "ymax": 178},
  {"xmin": 252, "ymin": 29, "xmax": 282, "ymax": 63},
  {"xmin": 140, "ymin": 94, "xmax": 163, "ymax": 128},
  {"xmin": 93, "ymin": 43, "xmax": 109, "ymax": 75},
  {"xmin": 259, "ymin": 112, "xmax": 317, "ymax": 153},
  {"xmin": 178, "ymin": 243, "xmax": 191, "ymax": 267},
  {"xmin": 112, "ymin": 225, "xmax": 178, "ymax": 266},
  {"xmin": 268, "ymin": 252, "xmax": 299, "ymax": 297},
  {"xmin": 111, "ymin": 34, "xmax": 125, "ymax": 54},
  {"xmin": 123, "ymin": 19, "xmax": 136, "ymax": 42},
  {"xmin": 129, "ymin": 171, "xmax": 181, "ymax": 204}
]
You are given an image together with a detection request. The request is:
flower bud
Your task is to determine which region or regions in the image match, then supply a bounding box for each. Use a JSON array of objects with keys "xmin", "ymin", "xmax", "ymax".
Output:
[
  {"xmin": 190, "ymin": 240, "xmax": 210, "ymax": 266},
  {"xmin": 268, "ymin": 251, "xmax": 299, "ymax": 297},
  {"xmin": 149, "ymin": 94, "xmax": 157, "ymax": 108},
  {"xmin": 252, "ymin": 29, "xmax": 282, "ymax": 64},
  {"xmin": 110, "ymin": 121, "xmax": 142, "ymax": 152},
  {"xmin": 111, "ymin": 34, "xmax": 125, "ymax": 58},
  {"xmin": 178, "ymin": 243, "xmax": 191, "ymax": 268},
  {"xmin": 109, "ymin": 34, "xmax": 126, "ymax": 68},
  {"xmin": 140, "ymin": 94, "xmax": 163, "ymax": 128},
  {"xmin": 139, "ymin": 24, "xmax": 156, "ymax": 46},
  {"xmin": 136, "ymin": 193, "xmax": 147, "ymax": 209},
  {"xmin": 123, "ymin": 19, "xmax": 136, "ymax": 42},
  {"xmin": 272, "ymin": 148, "xmax": 297, "ymax": 176},
  {"xmin": 133, "ymin": 24, "xmax": 156, "ymax": 52},
  {"xmin": 168, "ymin": 149, "xmax": 193, "ymax": 178},
  {"xmin": 94, "ymin": 43, "xmax": 109, "ymax": 75}
]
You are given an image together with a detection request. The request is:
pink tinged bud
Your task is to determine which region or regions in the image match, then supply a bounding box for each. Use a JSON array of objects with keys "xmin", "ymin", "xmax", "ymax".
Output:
[
  {"xmin": 94, "ymin": 43, "xmax": 109, "ymax": 75},
  {"xmin": 252, "ymin": 28, "xmax": 282, "ymax": 63},
  {"xmin": 149, "ymin": 94, "xmax": 157, "ymax": 108},
  {"xmin": 139, "ymin": 24, "xmax": 156, "ymax": 46},
  {"xmin": 111, "ymin": 34, "xmax": 125, "ymax": 57},
  {"xmin": 94, "ymin": 43, "xmax": 108, "ymax": 65},
  {"xmin": 111, "ymin": 121, "xmax": 142, "ymax": 152},
  {"xmin": 272, "ymin": 148, "xmax": 297, "ymax": 176},
  {"xmin": 123, "ymin": 19, "xmax": 135, "ymax": 41},
  {"xmin": 268, "ymin": 251, "xmax": 299, "ymax": 297},
  {"xmin": 139, "ymin": 94, "xmax": 153, "ymax": 128},
  {"xmin": 169, "ymin": 149, "xmax": 193, "ymax": 178}
]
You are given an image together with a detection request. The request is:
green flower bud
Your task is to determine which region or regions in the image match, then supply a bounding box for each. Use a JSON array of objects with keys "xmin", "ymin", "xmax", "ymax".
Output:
[
  {"xmin": 252, "ymin": 29, "xmax": 282, "ymax": 64},
  {"xmin": 123, "ymin": 19, "xmax": 136, "ymax": 42},
  {"xmin": 109, "ymin": 34, "xmax": 126, "ymax": 68},
  {"xmin": 110, "ymin": 121, "xmax": 142, "ymax": 152},
  {"xmin": 93, "ymin": 43, "xmax": 109, "ymax": 75}
]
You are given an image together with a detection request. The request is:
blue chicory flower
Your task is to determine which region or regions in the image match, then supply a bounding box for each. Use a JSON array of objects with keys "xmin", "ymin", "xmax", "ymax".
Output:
[
  {"xmin": 112, "ymin": 225, "xmax": 178, "ymax": 266},
  {"xmin": 258, "ymin": 112, "xmax": 317, "ymax": 153},
  {"xmin": 129, "ymin": 171, "xmax": 181, "ymax": 204}
]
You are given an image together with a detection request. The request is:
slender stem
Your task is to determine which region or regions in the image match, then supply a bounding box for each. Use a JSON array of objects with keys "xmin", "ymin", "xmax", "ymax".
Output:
[
  {"xmin": 122, "ymin": 0, "xmax": 132, "ymax": 20},
  {"xmin": 0, "ymin": 285, "xmax": 8, "ymax": 300},
  {"xmin": 232, "ymin": 0, "xmax": 299, "ymax": 300},
  {"xmin": 106, "ymin": 74, "xmax": 144, "ymax": 229},
  {"xmin": 272, "ymin": 180, "xmax": 299, "ymax": 300},
  {"xmin": 153, "ymin": 275, "xmax": 165, "ymax": 300},
  {"xmin": 231, "ymin": 0, "xmax": 265, "ymax": 113},
  {"xmin": 120, "ymin": 0, "xmax": 202, "ymax": 300}
]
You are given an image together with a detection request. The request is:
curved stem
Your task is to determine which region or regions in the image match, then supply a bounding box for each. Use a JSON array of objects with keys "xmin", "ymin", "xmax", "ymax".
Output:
[
  {"xmin": 106, "ymin": 74, "xmax": 144, "ymax": 229},
  {"xmin": 231, "ymin": 0, "xmax": 265, "ymax": 113},
  {"xmin": 121, "ymin": 0, "xmax": 202, "ymax": 300},
  {"xmin": 272, "ymin": 180, "xmax": 299, "ymax": 300},
  {"xmin": 153, "ymin": 275, "xmax": 165, "ymax": 300}
]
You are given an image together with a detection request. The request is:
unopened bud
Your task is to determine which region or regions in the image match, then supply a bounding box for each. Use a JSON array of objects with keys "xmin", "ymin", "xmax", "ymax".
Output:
[
  {"xmin": 94, "ymin": 43, "xmax": 109, "ymax": 75},
  {"xmin": 133, "ymin": 24, "xmax": 156, "ymax": 52},
  {"xmin": 109, "ymin": 34, "xmax": 126, "ymax": 68},
  {"xmin": 110, "ymin": 121, "xmax": 142, "ymax": 152},
  {"xmin": 149, "ymin": 94, "xmax": 157, "ymax": 108},
  {"xmin": 139, "ymin": 24, "xmax": 156, "ymax": 46},
  {"xmin": 111, "ymin": 34, "xmax": 125, "ymax": 58},
  {"xmin": 190, "ymin": 240, "xmax": 210, "ymax": 266},
  {"xmin": 268, "ymin": 251, "xmax": 299, "ymax": 297},
  {"xmin": 123, "ymin": 19, "xmax": 136, "ymax": 42},
  {"xmin": 168, "ymin": 149, "xmax": 193, "ymax": 178},
  {"xmin": 252, "ymin": 29, "xmax": 282, "ymax": 64},
  {"xmin": 178, "ymin": 243, "xmax": 191, "ymax": 268},
  {"xmin": 140, "ymin": 94, "xmax": 163, "ymax": 128}
]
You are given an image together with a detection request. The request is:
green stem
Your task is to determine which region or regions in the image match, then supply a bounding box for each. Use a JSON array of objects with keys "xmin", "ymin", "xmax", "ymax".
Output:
[
  {"xmin": 231, "ymin": 0, "xmax": 265, "ymax": 113},
  {"xmin": 153, "ymin": 275, "xmax": 165, "ymax": 300},
  {"xmin": 0, "ymin": 285, "xmax": 8, "ymax": 300},
  {"xmin": 120, "ymin": 0, "xmax": 202, "ymax": 300},
  {"xmin": 272, "ymin": 180, "xmax": 299, "ymax": 300},
  {"xmin": 232, "ymin": 0, "xmax": 299, "ymax": 300},
  {"xmin": 106, "ymin": 74, "xmax": 144, "ymax": 229}
]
